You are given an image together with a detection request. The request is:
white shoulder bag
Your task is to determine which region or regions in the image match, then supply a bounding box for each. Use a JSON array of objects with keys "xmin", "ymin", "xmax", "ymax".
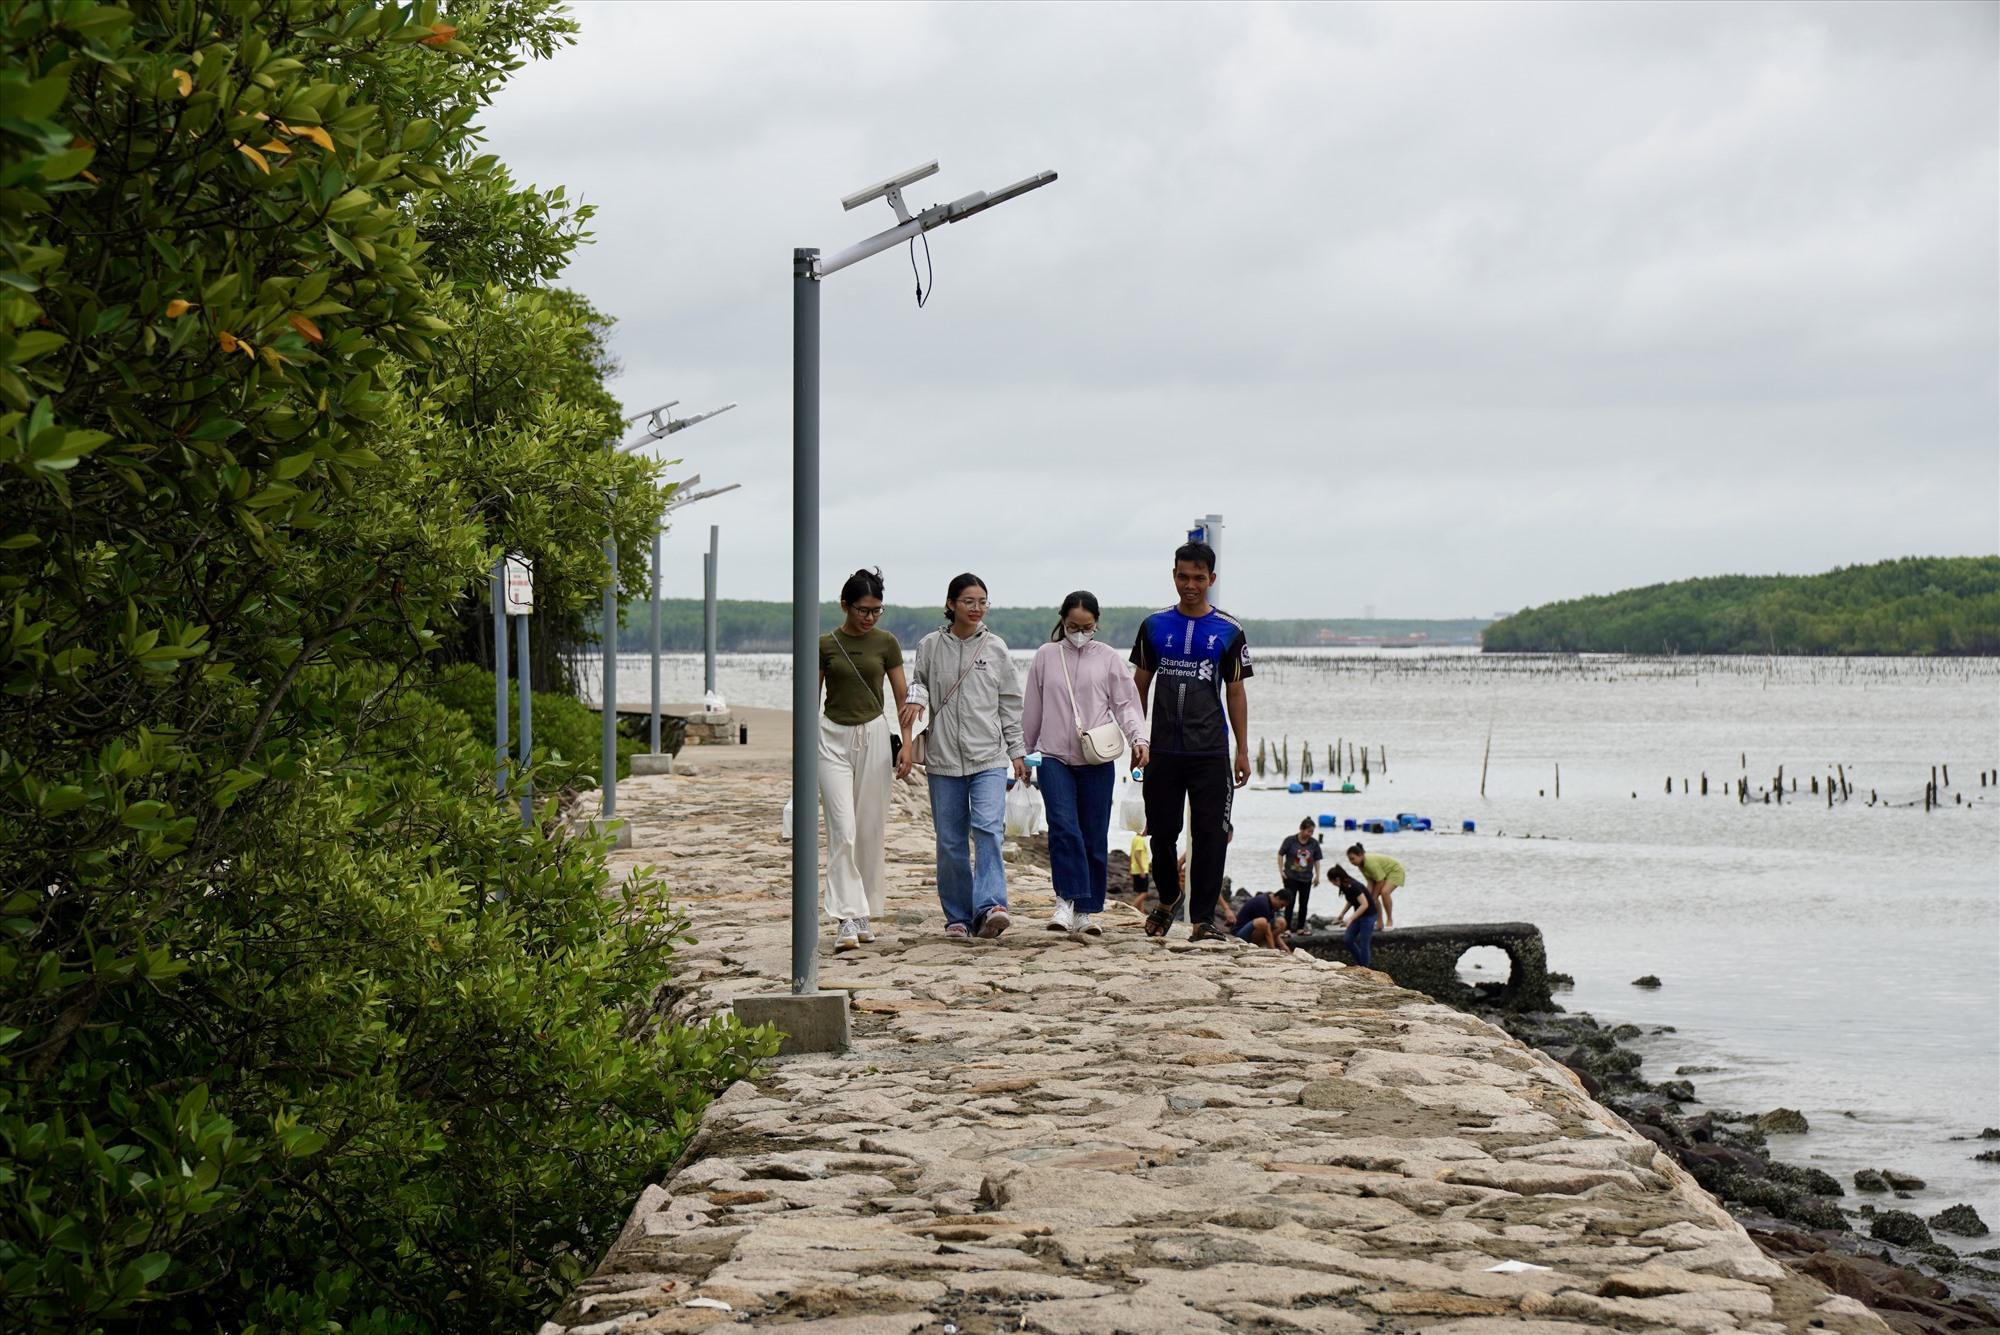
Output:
[{"xmin": 1059, "ymin": 643, "xmax": 1126, "ymax": 766}]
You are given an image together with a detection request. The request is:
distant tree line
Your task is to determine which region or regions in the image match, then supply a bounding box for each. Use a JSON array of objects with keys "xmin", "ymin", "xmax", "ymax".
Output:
[
  {"xmin": 1481, "ymin": 557, "xmax": 2000, "ymax": 655},
  {"xmin": 606, "ymin": 600, "xmax": 1492, "ymax": 652}
]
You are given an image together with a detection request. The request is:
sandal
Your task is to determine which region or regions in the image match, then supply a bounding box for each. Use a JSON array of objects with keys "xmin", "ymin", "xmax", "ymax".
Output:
[{"xmin": 1144, "ymin": 898, "xmax": 1181, "ymax": 938}]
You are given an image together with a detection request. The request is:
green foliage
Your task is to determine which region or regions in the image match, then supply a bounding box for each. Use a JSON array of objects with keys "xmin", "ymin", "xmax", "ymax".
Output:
[
  {"xmin": 1481, "ymin": 557, "xmax": 2000, "ymax": 655},
  {"xmin": 430, "ymin": 664, "xmax": 645, "ymax": 781},
  {"xmin": 0, "ymin": 2, "xmax": 765, "ymax": 1330},
  {"xmin": 610, "ymin": 600, "xmax": 1492, "ymax": 652}
]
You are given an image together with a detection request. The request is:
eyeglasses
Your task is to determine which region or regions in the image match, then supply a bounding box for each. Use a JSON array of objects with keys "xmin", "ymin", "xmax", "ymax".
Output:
[
  {"xmin": 850, "ymin": 605, "xmax": 884, "ymax": 618},
  {"xmin": 955, "ymin": 598, "xmax": 989, "ymax": 610}
]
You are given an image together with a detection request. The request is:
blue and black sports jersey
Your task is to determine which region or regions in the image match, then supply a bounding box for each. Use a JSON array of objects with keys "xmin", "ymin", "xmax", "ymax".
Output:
[{"xmin": 1129, "ymin": 605, "xmax": 1252, "ymax": 756}]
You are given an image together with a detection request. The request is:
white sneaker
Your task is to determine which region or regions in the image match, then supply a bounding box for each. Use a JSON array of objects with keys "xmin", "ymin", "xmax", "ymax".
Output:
[
  {"xmin": 1075, "ymin": 911, "xmax": 1102, "ymax": 937},
  {"xmin": 1046, "ymin": 898, "xmax": 1075, "ymax": 932},
  {"xmin": 834, "ymin": 919, "xmax": 861, "ymax": 951},
  {"xmin": 856, "ymin": 917, "xmax": 876, "ymax": 943}
]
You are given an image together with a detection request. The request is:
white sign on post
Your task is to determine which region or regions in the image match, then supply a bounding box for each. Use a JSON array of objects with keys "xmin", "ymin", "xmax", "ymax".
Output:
[{"xmin": 503, "ymin": 555, "xmax": 534, "ymax": 615}]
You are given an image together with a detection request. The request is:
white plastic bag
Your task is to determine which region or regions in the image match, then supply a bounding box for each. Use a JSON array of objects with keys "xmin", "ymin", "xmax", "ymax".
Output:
[
  {"xmin": 1119, "ymin": 781, "xmax": 1146, "ymax": 834},
  {"xmin": 781, "ymin": 796, "xmax": 793, "ymax": 841},
  {"xmin": 1004, "ymin": 783, "xmax": 1044, "ymax": 838}
]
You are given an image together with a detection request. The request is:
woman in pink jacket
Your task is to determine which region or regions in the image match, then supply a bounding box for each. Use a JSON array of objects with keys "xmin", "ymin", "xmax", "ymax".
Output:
[{"xmin": 1023, "ymin": 591, "xmax": 1150, "ymax": 936}]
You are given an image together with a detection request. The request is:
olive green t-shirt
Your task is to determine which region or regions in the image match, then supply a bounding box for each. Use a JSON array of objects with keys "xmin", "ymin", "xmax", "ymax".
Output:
[{"xmin": 819, "ymin": 627, "xmax": 902, "ymax": 726}]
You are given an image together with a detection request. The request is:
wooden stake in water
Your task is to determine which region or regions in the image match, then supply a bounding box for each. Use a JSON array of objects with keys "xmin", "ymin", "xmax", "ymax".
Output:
[
  {"xmin": 1555, "ymin": 762, "xmax": 1561, "ymax": 799},
  {"xmin": 1480, "ymin": 724, "xmax": 1492, "ymax": 798}
]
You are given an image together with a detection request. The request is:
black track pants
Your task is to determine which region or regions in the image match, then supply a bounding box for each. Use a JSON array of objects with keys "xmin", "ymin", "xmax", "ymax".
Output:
[{"xmin": 1142, "ymin": 752, "xmax": 1234, "ymax": 926}]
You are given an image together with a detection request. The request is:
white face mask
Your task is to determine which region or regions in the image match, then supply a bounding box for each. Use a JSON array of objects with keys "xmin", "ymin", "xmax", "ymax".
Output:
[{"xmin": 1065, "ymin": 629, "xmax": 1095, "ymax": 649}]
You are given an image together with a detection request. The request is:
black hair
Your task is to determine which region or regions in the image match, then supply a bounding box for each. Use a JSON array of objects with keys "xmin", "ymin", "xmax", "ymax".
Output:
[
  {"xmin": 1173, "ymin": 541, "xmax": 1216, "ymax": 573},
  {"xmin": 839, "ymin": 567, "xmax": 884, "ymax": 605},
  {"xmin": 945, "ymin": 572, "xmax": 987, "ymax": 628},
  {"xmin": 1274, "ymin": 884, "xmax": 1294, "ymax": 901},
  {"xmin": 1326, "ymin": 863, "xmax": 1367, "ymax": 904},
  {"xmin": 1299, "ymin": 818, "xmax": 1316, "ymax": 831},
  {"xmin": 1050, "ymin": 590, "xmax": 1101, "ymax": 642},
  {"xmin": 1347, "ymin": 842, "xmax": 1366, "ymax": 859}
]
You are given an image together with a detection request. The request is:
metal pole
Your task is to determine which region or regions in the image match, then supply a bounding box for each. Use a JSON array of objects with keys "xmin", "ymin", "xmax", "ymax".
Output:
[
  {"xmin": 650, "ymin": 523, "xmax": 663, "ymax": 754},
  {"xmin": 493, "ymin": 559, "xmax": 508, "ymax": 797},
  {"xmin": 602, "ymin": 528, "xmax": 618, "ymax": 821},
  {"xmin": 705, "ymin": 524, "xmax": 719, "ymax": 698},
  {"xmin": 792, "ymin": 248, "xmax": 821, "ymax": 996},
  {"xmin": 516, "ymin": 610, "xmax": 533, "ymax": 826}
]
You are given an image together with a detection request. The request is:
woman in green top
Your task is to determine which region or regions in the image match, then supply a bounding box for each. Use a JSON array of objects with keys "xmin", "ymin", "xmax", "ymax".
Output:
[
  {"xmin": 817, "ymin": 568, "xmax": 915, "ymax": 953},
  {"xmin": 1345, "ymin": 842, "xmax": 1407, "ymax": 930}
]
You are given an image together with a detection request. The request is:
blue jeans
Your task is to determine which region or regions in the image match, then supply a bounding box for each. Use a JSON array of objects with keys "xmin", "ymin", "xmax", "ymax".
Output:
[
  {"xmin": 1344, "ymin": 909, "xmax": 1378, "ymax": 968},
  {"xmin": 929, "ymin": 768, "xmax": 1008, "ymax": 928},
  {"xmin": 1038, "ymin": 757, "xmax": 1115, "ymax": 912}
]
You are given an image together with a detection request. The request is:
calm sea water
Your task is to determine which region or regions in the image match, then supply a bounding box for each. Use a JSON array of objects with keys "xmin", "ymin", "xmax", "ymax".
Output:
[{"xmin": 588, "ymin": 648, "xmax": 2000, "ymax": 1235}]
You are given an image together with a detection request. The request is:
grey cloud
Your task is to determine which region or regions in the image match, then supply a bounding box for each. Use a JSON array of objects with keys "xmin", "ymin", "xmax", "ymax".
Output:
[{"xmin": 482, "ymin": 0, "xmax": 1996, "ymax": 619}]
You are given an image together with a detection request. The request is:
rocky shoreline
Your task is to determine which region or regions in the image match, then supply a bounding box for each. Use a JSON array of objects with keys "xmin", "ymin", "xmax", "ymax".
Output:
[{"xmin": 1463, "ymin": 981, "xmax": 2000, "ymax": 1335}]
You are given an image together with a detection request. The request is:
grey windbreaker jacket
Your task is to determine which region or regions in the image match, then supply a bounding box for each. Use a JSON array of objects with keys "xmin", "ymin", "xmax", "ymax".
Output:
[{"xmin": 906, "ymin": 627, "xmax": 1025, "ymax": 778}]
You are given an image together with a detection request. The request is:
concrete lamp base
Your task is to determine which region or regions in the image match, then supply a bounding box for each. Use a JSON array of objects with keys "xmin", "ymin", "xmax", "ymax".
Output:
[
  {"xmin": 734, "ymin": 991, "xmax": 850, "ymax": 1055},
  {"xmin": 629, "ymin": 752, "xmax": 675, "ymax": 776},
  {"xmin": 589, "ymin": 818, "xmax": 633, "ymax": 849}
]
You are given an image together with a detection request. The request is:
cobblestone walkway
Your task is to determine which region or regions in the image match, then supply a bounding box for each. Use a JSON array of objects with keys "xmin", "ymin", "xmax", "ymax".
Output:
[{"xmin": 542, "ymin": 766, "xmax": 1883, "ymax": 1334}]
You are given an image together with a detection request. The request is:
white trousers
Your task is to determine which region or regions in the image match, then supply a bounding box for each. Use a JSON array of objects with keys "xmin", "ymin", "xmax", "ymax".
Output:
[{"xmin": 819, "ymin": 711, "xmax": 891, "ymax": 922}]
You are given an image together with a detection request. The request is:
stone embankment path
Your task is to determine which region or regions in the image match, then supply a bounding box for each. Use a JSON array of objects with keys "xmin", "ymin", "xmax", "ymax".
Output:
[{"xmin": 544, "ymin": 758, "xmax": 1885, "ymax": 1334}]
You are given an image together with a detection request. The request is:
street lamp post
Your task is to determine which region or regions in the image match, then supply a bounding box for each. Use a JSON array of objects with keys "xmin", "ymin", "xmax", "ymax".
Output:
[
  {"xmin": 635, "ymin": 477, "xmax": 742, "ymax": 776},
  {"xmin": 704, "ymin": 524, "xmax": 720, "ymax": 704},
  {"xmin": 737, "ymin": 161, "xmax": 1055, "ymax": 1053},
  {"xmin": 600, "ymin": 402, "xmax": 736, "ymax": 841}
]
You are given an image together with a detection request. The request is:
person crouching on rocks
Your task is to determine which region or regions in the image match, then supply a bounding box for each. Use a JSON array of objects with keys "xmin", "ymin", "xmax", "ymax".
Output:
[
  {"xmin": 1230, "ymin": 885, "xmax": 1292, "ymax": 951},
  {"xmin": 1345, "ymin": 842, "xmax": 1405, "ymax": 930},
  {"xmin": 1022, "ymin": 590, "xmax": 1149, "ymax": 938},
  {"xmin": 1328, "ymin": 864, "xmax": 1377, "ymax": 967},
  {"xmin": 901, "ymin": 573, "xmax": 1026, "ymax": 940}
]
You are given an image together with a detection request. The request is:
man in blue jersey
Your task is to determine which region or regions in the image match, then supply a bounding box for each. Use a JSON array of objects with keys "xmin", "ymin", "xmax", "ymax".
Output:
[{"xmin": 1130, "ymin": 541, "xmax": 1253, "ymax": 941}]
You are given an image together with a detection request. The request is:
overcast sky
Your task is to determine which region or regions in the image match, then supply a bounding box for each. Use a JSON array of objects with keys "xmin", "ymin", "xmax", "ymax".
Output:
[{"xmin": 480, "ymin": 0, "xmax": 1998, "ymax": 620}]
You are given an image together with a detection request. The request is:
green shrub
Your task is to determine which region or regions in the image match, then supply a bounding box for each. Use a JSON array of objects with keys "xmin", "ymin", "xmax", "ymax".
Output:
[
  {"xmin": 0, "ymin": 2, "xmax": 764, "ymax": 1329},
  {"xmin": 430, "ymin": 664, "xmax": 647, "ymax": 786}
]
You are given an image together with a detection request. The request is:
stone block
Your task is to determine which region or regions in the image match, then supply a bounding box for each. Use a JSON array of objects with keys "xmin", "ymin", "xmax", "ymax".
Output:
[
  {"xmin": 686, "ymin": 711, "xmax": 738, "ymax": 746},
  {"xmin": 734, "ymin": 991, "xmax": 850, "ymax": 1055},
  {"xmin": 630, "ymin": 752, "xmax": 675, "ymax": 776}
]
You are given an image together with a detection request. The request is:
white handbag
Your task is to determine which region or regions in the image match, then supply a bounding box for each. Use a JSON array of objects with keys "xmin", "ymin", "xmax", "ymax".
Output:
[{"xmin": 1059, "ymin": 643, "xmax": 1126, "ymax": 766}]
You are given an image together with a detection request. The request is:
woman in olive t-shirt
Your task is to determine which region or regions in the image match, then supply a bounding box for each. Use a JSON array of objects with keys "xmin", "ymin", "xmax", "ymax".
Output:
[{"xmin": 817, "ymin": 568, "xmax": 914, "ymax": 952}]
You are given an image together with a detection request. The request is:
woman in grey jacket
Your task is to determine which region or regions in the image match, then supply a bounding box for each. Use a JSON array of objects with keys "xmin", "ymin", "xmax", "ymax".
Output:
[{"xmin": 900, "ymin": 573, "xmax": 1027, "ymax": 938}]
